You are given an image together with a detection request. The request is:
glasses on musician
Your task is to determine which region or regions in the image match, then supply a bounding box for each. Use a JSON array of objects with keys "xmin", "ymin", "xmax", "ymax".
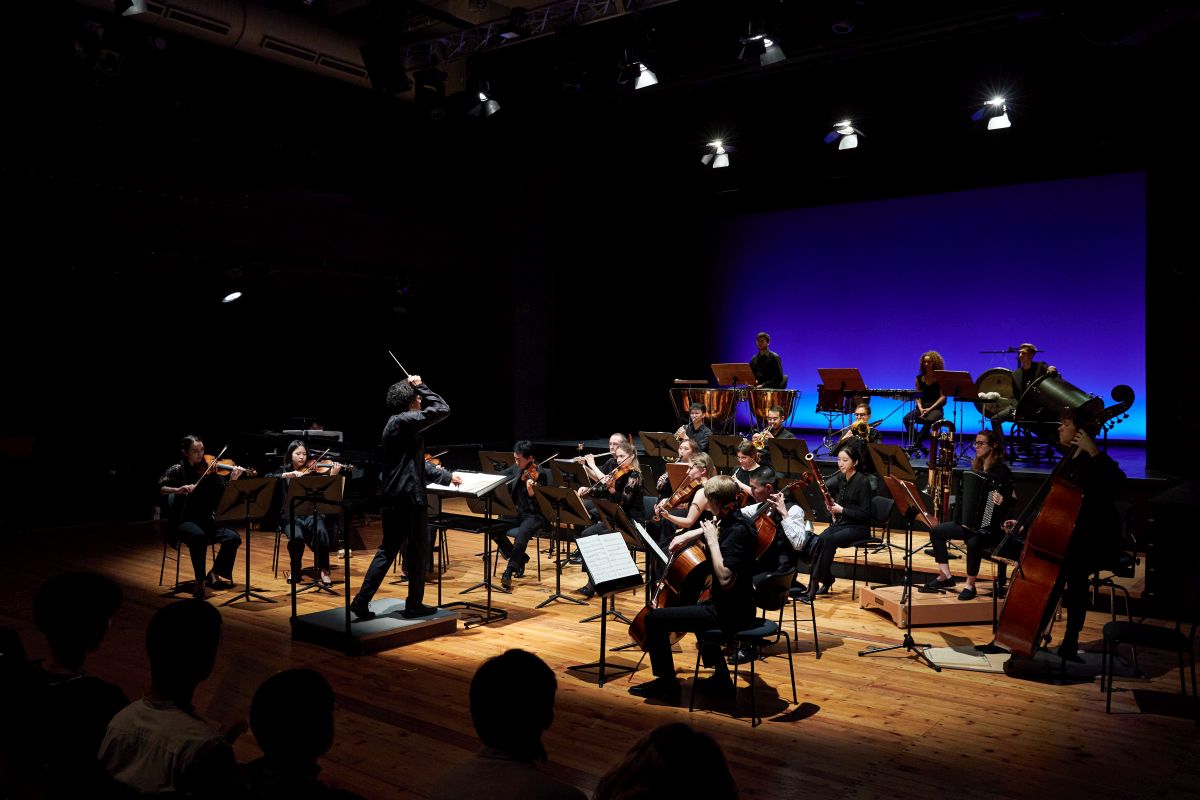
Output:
[
  {"xmin": 854, "ymin": 412, "xmax": 868, "ymax": 418},
  {"xmin": 973, "ymin": 440, "xmax": 990, "ymax": 447}
]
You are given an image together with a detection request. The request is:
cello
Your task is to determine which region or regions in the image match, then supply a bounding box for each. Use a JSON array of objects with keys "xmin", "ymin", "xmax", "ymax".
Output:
[{"xmin": 993, "ymin": 384, "xmax": 1134, "ymax": 656}]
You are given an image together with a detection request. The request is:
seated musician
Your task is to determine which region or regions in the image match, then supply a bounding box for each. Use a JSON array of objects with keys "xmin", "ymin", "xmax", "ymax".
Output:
[
  {"xmin": 655, "ymin": 438, "xmax": 696, "ymax": 496},
  {"xmin": 674, "ymin": 403, "xmax": 712, "ymax": 453},
  {"xmin": 756, "ymin": 405, "xmax": 795, "ymax": 467},
  {"xmin": 1047, "ymin": 407, "xmax": 1126, "ymax": 661},
  {"xmin": 648, "ymin": 453, "xmax": 716, "ymax": 584},
  {"xmin": 902, "ymin": 351, "xmax": 947, "ymax": 455},
  {"xmin": 989, "ymin": 343, "xmax": 1058, "ymax": 435},
  {"xmin": 270, "ymin": 440, "xmax": 342, "ymax": 588},
  {"xmin": 804, "ymin": 440, "xmax": 874, "ymax": 600},
  {"xmin": 924, "ymin": 430, "xmax": 1014, "ymax": 600},
  {"xmin": 729, "ymin": 466, "xmax": 813, "ymax": 665},
  {"xmin": 158, "ymin": 435, "xmax": 244, "ymax": 600},
  {"xmin": 750, "ymin": 331, "xmax": 784, "ymax": 389},
  {"xmin": 577, "ymin": 433, "xmax": 628, "ymax": 483},
  {"xmin": 486, "ymin": 441, "xmax": 549, "ymax": 590},
  {"xmin": 730, "ymin": 442, "xmax": 761, "ymax": 495},
  {"xmin": 574, "ymin": 441, "xmax": 644, "ymax": 599},
  {"xmin": 630, "ymin": 475, "xmax": 757, "ymax": 703},
  {"xmin": 833, "ymin": 403, "xmax": 881, "ymax": 454}
]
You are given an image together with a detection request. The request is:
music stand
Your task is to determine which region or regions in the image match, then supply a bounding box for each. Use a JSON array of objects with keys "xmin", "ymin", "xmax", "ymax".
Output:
[
  {"xmin": 551, "ymin": 459, "xmax": 590, "ymax": 493},
  {"xmin": 638, "ymin": 431, "xmax": 679, "ymax": 463},
  {"xmin": 427, "ymin": 471, "xmax": 509, "ymax": 627},
  {"xmin": 533, "ymin": 486, "xmax": 592, "ymax": 608},
  {"xmin": 858, "ymin": 475, "xmax": 941, "ymax": 672},
  {"xmin": 214, "ymin": 476, "xmax": 278, "ymax": 606},
  {"xmin": 817, "ymin": 368, "xmax": 866, "ymax": 396},
  {"xmin": 711, "ymin": 363, "xmax": 757, "ymax": 387},
  {"xmin": 568, "ymin": 531, "xmax": 643, "ymax": 686},
  {"xmin": 708, "ymin": 434, "xmax": 744, "ymax": 471},
  {"xmin": 768, "ymin": 437, "xmax": 811, "ymax": 478},
  {"xmin": 283, "ymin": 475, "xmax": 345, "ymax": 605},
  {"xmin": 867, "ymin": 443, "xmax": 918, "ymax": 482},
  {"xmin": 478, "ymin": 450, "xmax": 516, "ymax": 474},
  {"xmin": 934, "ymin": 370, "xmax": 978, "ymax": 458},
  {"xmin": 587, "ymin": 500, "xmax": 647, "ymax": 625}
]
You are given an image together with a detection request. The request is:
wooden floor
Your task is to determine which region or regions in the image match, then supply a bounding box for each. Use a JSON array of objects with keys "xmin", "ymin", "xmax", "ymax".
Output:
[{"xmin": 3, "ymin": 512, "xmax": 1197, "ymax": 800}]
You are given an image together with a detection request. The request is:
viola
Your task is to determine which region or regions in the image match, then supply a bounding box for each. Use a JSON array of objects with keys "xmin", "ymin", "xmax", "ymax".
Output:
[{"xmin": 653, "ymin": 475, "xmax": 704, "ymax": 522}]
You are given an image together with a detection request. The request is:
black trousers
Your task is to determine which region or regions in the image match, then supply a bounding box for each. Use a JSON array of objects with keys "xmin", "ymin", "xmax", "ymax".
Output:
[
  {"xmin": 806, "ymin": 522, "xmax": 869, "ymax": 590},
  {"xmin": 175, "ymin": 520, "xmax": 241, "ymax": 584},
  {"xmin": 928, "ymin": 521, "xmax": 997, "ymax": 577},
  {"xmin": 903, "ymin": 407, "xmax": 944, "ymax": 442},
  {"xmin": 357, "ymin": 500, "xmax": 427, "ymax": 607},
  {"xmin": 644, "ymin": 603, "xmax": 738, "ymax": 681},
  {"xmin": 284, "ymin": 514, "xmax": 334, "ymax": 573},
  {"xmin": 488, "ymin": 513, "xmax": 544, "ymax": 570}
]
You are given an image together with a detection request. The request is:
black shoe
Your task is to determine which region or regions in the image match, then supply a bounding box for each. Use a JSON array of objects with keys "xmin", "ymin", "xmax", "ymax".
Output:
[
  {"xmin": 628, "ymin": 678, "xmax": 682, "ymax": 703},
  {"xmin": 726, "ymin": 647, "xmax": 754, "ymax": 666},
  {"xmin": 192, "ymin": 585, "xmax": 206, "ymax": 601},
  {"xmin": 402, "ymin": 602, "xmax": 438, "ymax": 619},
  {"xmin": 1056, "ymin": 637, "xmax": 1083, "ymax": 663},
  {"xmin": 957, "ymin": 587, "xmax": 978, "ymax": 601},
  {"xmin": 575, "ymin": 583, "xmax": 596, "ymax": 599},
  {"xmin": 813, "ymin": 579, "xmax": 835, "ymax": 596},
  {"xmin": 500, "ymin": 568, "xmax": 513, "ymax": 590},
  {"xmin": 513, "ymin": 566, "xmax": 526, "ymax": 579},
  {"xmin": 923, "ymin": 576, "xmax": 956, "ymax": 590},
  {"xmin": 350, "ymin": 599, "xmax": 376, "ymax": 621},
  {"xmin": 205, "ymin": 573, "xmax": 234, "ymax": 590},
  {"xmin": 568, "ymin": 551, "xmax": 583, "ymax": 565}
]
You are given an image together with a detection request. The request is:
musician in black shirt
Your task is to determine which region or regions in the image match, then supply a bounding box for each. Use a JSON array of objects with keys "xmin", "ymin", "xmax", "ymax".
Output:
[
  {"xmin": 730, "ymin": 442, "xmax": 761, "ymax": 495},
  {"xmin": 750, "ymin": 332, "xmax": 785, "ymax": 389},
  {"xmin": 574, "ymin": 441, "xmax": 644, "ymax": 599},
  {"xmin": 630, "ymin": 475, "xmax": 756, "ymax": 703},
  {"xmin": 487, "ymin": 440, "xmax": 549, "ymax": 590},
  {"xmin": 350, "ymin": 375, "xmax": 450, "ymax": 620},
  {"xmin": 158, "ymin": 435, "xmax": 244, "ymax": 599},
  {"xmin": 989, "ymin": 343, "xmax": 1058, "ymax": 433},
  {"xmin": 674, "ymin": 404, "xmax": 712, "ymax": 453},
  {"xmin": 925, "ymin": 429, "xmax": 1015, "ymax": 600},
  {"xmin": 902, "ymin": 351, "xmax": 946, "ymax": 454},
  {"xmin": 805, "ymin": 440, "xmax": 874, "ymax": 601}
]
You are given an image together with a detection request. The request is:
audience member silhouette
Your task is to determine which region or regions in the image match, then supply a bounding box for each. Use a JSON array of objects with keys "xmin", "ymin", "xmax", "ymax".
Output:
[
  {"xmin": 430, "ymin": 649, "xmax": 585, "ymax": 800},
  {"xmin": 591, "ymin": 723, "xmax": 738, "ymax": 800},
  {"xmin": 29, "ymin": 572, "xmax": 130, "ymax": 796},
  {"xmin": 240, "ymin": 668, "xmax": 364, "ymax": 799},
  {"xmin": 98, "ymin": 598, "xmax": 240, "ymax": 797}
]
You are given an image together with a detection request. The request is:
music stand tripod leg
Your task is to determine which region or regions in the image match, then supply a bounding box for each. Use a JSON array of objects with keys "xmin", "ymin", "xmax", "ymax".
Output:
[
  {"xmin": 223, "ymin": 497, "xmax": 277, "ymax": 607},
  {"xmin": 535, "ymin": 509, "xmax": 588, "ymax": 609},
  {"xmin": 568, "ymin": 595, "xmax": 637, "ymax": 687},
  {"xmin": 857, "ymin": 513, "xmax": 941, "ymax": 672}
]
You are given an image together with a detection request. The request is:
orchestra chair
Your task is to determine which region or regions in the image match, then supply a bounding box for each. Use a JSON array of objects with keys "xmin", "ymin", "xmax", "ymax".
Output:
[
  {"xmin": 1091, "ymin": 502, "xmax": 1139, "ymax": 625},
  {"xmin": 490, "ymin": 522, "xmax": 546, "ymax": 582},
  {"xmin": 780, "ymin": 374, "xmax": 789, "ymax": 389},
  {"xmin": 688, "ymin": 570, "xmax": 798, "ymax": 727},
  {"xmin": 1102, "ymin": 570, "xmax": 1200, "ymax": 715},
  {"xmin": 787, "ymin": 582, "xmax": 822, "ymax": 659},
  {"xmin": 157, "ymin": 494, "xmax": 213, "ymax": 592},
  {"xmin": 849, "ymin": 496, "xmax": 897, "ymax": 601}
]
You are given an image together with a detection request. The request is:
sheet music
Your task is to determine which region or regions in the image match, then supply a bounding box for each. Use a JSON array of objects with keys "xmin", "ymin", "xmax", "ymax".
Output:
[
  {"xmin": 426, "ymin": 471, "xmax": 508, "ymax": 498},
  {"xmin": 634, "ymin": 521, "xmax": 669, "ymax": 565},
  {"xmin": 577, "ymin": 533, "xmax": 640, "ymax": 584}
]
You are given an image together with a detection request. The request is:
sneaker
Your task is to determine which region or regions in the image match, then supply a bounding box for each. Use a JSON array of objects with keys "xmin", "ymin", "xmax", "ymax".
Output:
[
  {"xmin": 957, "ymin": 587, "xmax": 977, "ymax": 601},
  {"xmin": 401, "ymin": 602, "xmax": 438, "ymax": 619},
  {"xmin": 628, "ymin": 678, "xmax": 682, "ymax": 703}
]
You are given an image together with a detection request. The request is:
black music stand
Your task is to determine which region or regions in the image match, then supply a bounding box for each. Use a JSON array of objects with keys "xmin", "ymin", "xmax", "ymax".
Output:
[
  {"xmin": 867, "ymin": 443, "xmax": 918, "ymax": 483},
  {"xmin": 568, "ymin": 531, "xmax": 644, "ymax": 686},
  {"xmin": 431, "ymin": 471, "xmax": 510, "ymax": 627},
  {"xmin": 215, "ymin": 476, "xmax": 278, "ymax": 606},
  {"xmin": 816, "ymin": 368, "xmax": 867, "ymax": 454},
  {"xmin": 638, "ymin": 431, "xmax": 679, "ymax": 463},
  {"xmin": 283, "ymin": 475, "xmax": 345, "ymax": 609},
  {"xmin": 478, "ymin": 450, "xmax": 516, "ymax": 474},
  {"xmin": 585, "ymin": 500, "xmax": 646, "ymax": 625},
  {"xmin": 708, "ymin": 434, "xmax": 744, "ymax": 471},
  {"xmin": 533, "ymin": 486, "xmax": 592, "ymax": 608},
  {"xmin": 551, "ymin": 459, "xmax": 590, "ymax": 493},
  {"xmin": 858, "ymin": 475, "xmax": 941, "ymax": 672},
  {"xmin": 934, "ymin": 370, "xmax": 978, "ymax": 458},
  {"xmin": 768, "ymin": 437, "xmax": 811, "ymax": 478}
]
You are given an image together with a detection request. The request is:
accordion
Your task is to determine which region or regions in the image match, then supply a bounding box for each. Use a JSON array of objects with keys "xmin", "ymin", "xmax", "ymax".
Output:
[{"xmin": 959, "ymin": 470, "xmax": 999, "ymax": 533}]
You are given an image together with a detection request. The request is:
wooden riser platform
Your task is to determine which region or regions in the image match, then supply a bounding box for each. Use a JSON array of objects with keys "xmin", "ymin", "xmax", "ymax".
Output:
[{"xmin": 858, "ymin": 582, "xmax": 996, "ymax": 628}]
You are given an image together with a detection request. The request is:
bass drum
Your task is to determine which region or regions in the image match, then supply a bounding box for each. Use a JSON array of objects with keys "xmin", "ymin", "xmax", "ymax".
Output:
[
  {"xmin": 1016, "ymin": 373, "xmax": 1104, "ymax": 428},
  {"xmin": 973, "ymin": 368, "xmax": 1016, "ymax": 417}
]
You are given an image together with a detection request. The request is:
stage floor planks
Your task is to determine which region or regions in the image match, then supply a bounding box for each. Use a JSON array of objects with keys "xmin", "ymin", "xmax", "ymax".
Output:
[{"xmin": 2, "ymin": 511, "xmax": 1196, "ymax": 800}]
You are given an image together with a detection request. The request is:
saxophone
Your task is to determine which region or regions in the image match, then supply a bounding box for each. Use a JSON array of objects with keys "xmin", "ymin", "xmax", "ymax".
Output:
[{"xmin": 927, "ymin": 419, "xmax": 957, "ymax": 523}]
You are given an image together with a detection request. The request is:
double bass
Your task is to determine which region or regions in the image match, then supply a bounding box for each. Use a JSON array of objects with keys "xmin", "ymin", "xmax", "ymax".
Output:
[{"xmin": 993, "ymin": 384, "xmax": 1134, "ymax": 656}]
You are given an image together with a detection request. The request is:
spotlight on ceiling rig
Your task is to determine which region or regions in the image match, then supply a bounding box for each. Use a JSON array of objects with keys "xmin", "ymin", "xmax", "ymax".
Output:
[{"xmin": 824, "ymin": 119, "xmax": 862, "ymax": 150}]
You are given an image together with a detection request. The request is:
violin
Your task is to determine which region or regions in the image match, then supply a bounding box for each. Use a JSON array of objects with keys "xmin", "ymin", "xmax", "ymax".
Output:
[
  {"xmin": 653, "ymin": 475, "xmax": 704, "ymax": 522},
  {"xmin": 516, "ymin": 453, "xmax": 559, "ymax": 497},
  {"xmin": 306, "ymin": 460, "xmax": 353, "ymax": 475},
  {"xmin": 585, "ymin": 460, "xmax": 634, "ymax": 495},
  {"xmin": 424, "ymin": 450, "xmax": 448, "ymax": 468},
  {"xmin": 202, "ymin": 453, "xmax": 256, "ymax": 478}
]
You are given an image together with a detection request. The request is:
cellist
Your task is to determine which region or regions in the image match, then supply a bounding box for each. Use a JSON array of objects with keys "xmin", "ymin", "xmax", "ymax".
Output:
[
  {"xmin": 1047, "ymin": 408, "xmax": 1126, "ymax": 661},
  {"xmin": 629, "ymin": 475, "xmax": 756, "ymax": 704}
]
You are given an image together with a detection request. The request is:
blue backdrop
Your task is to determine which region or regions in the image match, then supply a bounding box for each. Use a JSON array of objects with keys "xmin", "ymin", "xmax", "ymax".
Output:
[{"xmin": 712, "ymin": 171, "xmax": 1146, "ymax": 440}]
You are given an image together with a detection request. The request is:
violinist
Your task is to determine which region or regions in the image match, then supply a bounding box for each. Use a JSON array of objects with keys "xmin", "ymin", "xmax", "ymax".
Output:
[
  {"xmin": 902, "ymin": 351, "xmax": 947, "ymax": 455},
  {"xmin": 750, "ymin": 332, "xmax": 784, "ymax": 389},
  {"xmin": 1047, "ymin": 407, "xmax": 1125, "ymax": 661},
  {"xmin": 574, "ymin": 441, "xmax": 644, "ymax": 599},
  {"xmin": 576, "ymin": 433, "xmax": 627, "ymax": 484},
  {"xmin": 654, "ymin": 453, "xmax": 717, "ymax": 537},
  {"xmin": 804, "ymin": 439, "xmax": 874, "ymax": 601},
  {"xmin": 350, "ymin": 375, "xmax": 450, "ymax": 621},
  {"xmin": 271, "ymin": 440, "xmax": 340, "ymax": 588},
  {"xmin": 674, "ymin": 404, "xmax": 712, "ymax": 454},
  {"xmin": 157, "ymin": 435, "xmax": 244, "ymax": 599},
  {"xmin": 925, "ymin": 430, "xmax": 1015, "ymax": 600},
  {"xmin": 486, "ymin": 441, "xmax": 549, "ymax": 591},
  {"xmin": 730, "ymin": 442, "xmax": 761, "ymax": 496},
  {"xmin": 629, "ymin": 475, "xmax": 756, "ymax": 704}
]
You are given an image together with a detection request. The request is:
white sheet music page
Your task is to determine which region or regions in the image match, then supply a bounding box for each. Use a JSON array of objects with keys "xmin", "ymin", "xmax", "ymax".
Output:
[
  {"xmin": 426, "ymin": 471, "xmax": 507, "ymax": 498},
  {"xmin": 633, "ymin": 521, "xmax": 669, "ymax": 565},
  {"xmin": 576, "ymin": 533, "xmax": 640, "ymax": 584}
]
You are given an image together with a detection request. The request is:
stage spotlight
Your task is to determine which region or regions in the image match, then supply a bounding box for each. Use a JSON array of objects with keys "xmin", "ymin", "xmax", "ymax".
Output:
[
  {"xmin": 972, "ymin": 96, "xmax": 1012, "ymax": 130},
  {"xmin": 739, "ymin": 33, "xmax": 785, "ymax": 67},
  {"xmin": 115, "ymin": 0, "xmax": 147, "ymax": 16},
  {"xmin": 701, "ymin": 140, "xmax": 734, "ymax": 168},
  {"xmin": 468, "ymin": 88, "xmax": 501, "ymax": 117},
  {"xmin": 633, "ymin": 62, "xmax": 658, "ymax": 89},
  {"xmin": 824, "ymin": 120, "xmax": 862, "ymax": 150},
  {"xmin": 222, "ymin": 290, "xmax": 243, "ymax": 304}
]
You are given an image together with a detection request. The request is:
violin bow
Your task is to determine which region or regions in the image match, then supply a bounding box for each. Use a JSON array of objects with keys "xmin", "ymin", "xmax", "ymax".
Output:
[{"xmin": 192, "ymin": 445, "xmax": 229, "ymax": 490}]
